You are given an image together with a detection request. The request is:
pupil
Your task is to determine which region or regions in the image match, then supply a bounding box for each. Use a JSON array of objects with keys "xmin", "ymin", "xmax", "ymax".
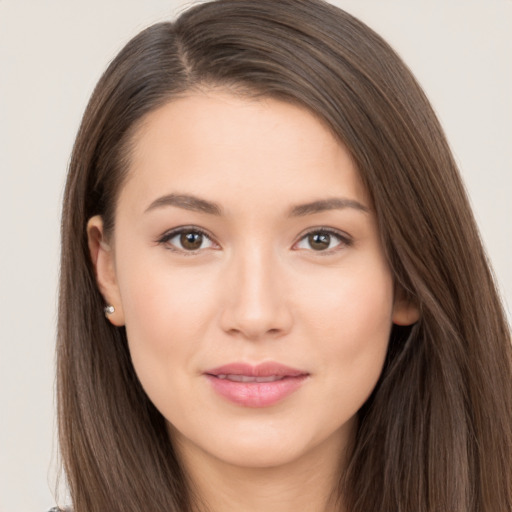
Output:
[
  {"xmin": 180, "ymin": 232, "xmax": 202, "ymax": 250},
  {"xmin": 309, "ymin": 232, "xmax": 330, "ymax": 250}
]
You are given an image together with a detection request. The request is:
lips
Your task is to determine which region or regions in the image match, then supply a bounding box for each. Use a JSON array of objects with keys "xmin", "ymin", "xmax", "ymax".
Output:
[
  {"xmin": 205, "ymin": 362, "xmax": 309, "ymax": 407},
  {"xmin": 215, "ymin": 374, "xmax": 286, "ymax": 383}
]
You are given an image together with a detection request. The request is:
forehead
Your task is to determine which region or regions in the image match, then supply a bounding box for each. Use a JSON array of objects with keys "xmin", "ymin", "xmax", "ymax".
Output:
[{"xmin": 119, "ymin": 91, "xmax": 369, "ymax": 214}]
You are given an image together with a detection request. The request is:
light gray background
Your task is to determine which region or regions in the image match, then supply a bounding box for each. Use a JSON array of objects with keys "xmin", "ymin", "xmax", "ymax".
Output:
[{"xmin": 1, "ymin": 1, "xmax": 510, "ymax": 510}]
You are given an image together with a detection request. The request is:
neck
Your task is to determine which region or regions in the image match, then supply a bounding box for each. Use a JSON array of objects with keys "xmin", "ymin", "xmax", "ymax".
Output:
[{"xmin": 175, "ymin": 429, "xmax": 351, "ymax": 512}]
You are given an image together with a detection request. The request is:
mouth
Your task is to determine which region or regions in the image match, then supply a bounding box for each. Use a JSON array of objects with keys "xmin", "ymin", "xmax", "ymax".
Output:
[
  {"xmin": 214, "ymin": 374, "xmax": 289, "ymax": 382},
  {"xmin": 204, "ymin": 362, "xmax": 309, "ymax": 408}
]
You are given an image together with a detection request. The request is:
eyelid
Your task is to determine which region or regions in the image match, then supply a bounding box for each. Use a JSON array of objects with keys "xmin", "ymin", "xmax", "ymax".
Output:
[
  {"xmin": 292, "ymin": 227, "xmax": 353, "ymax": 253},
  {"xmin": 156, "ymin": 225, "xmax": 220, "ymax": 253}
]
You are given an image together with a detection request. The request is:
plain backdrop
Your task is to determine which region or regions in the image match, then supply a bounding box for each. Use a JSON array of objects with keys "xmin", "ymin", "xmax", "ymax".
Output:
[{"xmin": 0, "ymin": 1, "xmax": 510, "ymax": 510}]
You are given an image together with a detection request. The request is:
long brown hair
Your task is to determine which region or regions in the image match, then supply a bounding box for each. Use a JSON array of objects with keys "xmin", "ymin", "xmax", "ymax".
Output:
[{"xmin": 57, "ymin": 1, "xmax": 512, "ymax": 510}]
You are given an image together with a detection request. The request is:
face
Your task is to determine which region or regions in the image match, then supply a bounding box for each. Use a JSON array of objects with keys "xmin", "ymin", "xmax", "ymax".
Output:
[{"xmin": 89, "ymin": 91, "xmax": 417, "ymax": 472}]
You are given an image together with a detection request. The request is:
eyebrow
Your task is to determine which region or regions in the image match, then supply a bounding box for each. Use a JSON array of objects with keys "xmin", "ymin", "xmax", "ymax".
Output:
[
  {"xmin": 289, "ymin": 198, "xmax": 369, "ymax": 216},
  {"xmin": 144, "ymin": 193, "xmax": 369, "ymax": 217},
  {"xmin": 145, "ymin": 193, "xmax": 223, "ymax": 215}
]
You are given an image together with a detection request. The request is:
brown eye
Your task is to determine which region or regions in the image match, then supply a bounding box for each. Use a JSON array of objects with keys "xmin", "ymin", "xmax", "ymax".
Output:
[
  {"xmin": 159, "ymin": 228, "xmax": 216, "ymax": 253},
  {"xmin": 294, "ymin": 229, "xmax": 351, "ymax": 253},
  {"xmin": 180, "ymin": 231, "xmax": 204, "ymax": 250},
  {"xmin": 307, "ymin": 232, "xmax": 331, "ymax": 251}
]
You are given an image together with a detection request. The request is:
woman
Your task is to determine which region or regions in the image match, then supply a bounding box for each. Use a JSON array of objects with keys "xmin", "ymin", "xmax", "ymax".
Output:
[{"xmin": 56, "ymin": 0, "xmax": 512, "ymax": 511}]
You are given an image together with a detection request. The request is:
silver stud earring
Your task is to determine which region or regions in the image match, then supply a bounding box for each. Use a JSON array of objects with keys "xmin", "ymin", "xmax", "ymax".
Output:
[{"xmin": 104, "ymin": 305, "xmax": 115, "ymax": 316}]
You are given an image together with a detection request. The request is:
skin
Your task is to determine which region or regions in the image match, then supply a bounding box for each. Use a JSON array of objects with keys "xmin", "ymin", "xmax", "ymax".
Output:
[{"xmin": 88, "ymin": 91, "xmax": 418, "ymax": 512}]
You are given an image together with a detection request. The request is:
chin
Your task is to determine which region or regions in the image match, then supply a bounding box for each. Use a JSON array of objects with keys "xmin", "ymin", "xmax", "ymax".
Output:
[
  {"xmin": 167, "ymin": 413, "xmax": 352, "ymax": 471},
  {"xmin": 218, "ymin": 438, "xmax": 310, "ymax": 469}
]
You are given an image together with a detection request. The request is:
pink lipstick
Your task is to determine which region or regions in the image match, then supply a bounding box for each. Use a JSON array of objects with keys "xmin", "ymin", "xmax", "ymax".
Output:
[{"xmin": 204, "ymin": 362, "xmax": 309, "ymax": 407}]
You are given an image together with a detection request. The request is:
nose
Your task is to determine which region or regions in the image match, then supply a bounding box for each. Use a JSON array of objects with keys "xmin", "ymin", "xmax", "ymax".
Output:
[{"xmin": 219, "ymin": 245, "xmax": 293, "ymax": 341}]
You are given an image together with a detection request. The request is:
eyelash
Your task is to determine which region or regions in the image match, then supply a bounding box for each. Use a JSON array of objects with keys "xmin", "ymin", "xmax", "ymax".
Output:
[
  {"xmin": 293, "ymin": 228, "xmax": 353, "ymax": 254},
  {"xmin": 157, "ymin": 226, "xmax": 218, "ymax": 255},
  {"xmin": 156, "ymin": 226, "xmax": 352, "ymax": 254}
]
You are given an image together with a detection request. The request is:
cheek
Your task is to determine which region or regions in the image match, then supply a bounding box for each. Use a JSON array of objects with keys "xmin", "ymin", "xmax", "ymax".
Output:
[
  {"xmin": 301, "ymin": 259, "xmax": 394, "ymax": 331},
  {"xmin": 299, "ymin": 262, "xmax": 393, "ymax": 402},
  {"xmin": 115, "ymin": 249, "xmax": 218, "ymax": 393}
]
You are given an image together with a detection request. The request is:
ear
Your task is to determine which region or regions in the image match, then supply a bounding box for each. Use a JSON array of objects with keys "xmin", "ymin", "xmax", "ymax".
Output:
[
  {"xmin": 392, "ymin": 288, "xmax": 420, "ymax": 326},
  {"xmin": 87, "ymin": 215, "xmax": 125, "ymax": 326}
]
